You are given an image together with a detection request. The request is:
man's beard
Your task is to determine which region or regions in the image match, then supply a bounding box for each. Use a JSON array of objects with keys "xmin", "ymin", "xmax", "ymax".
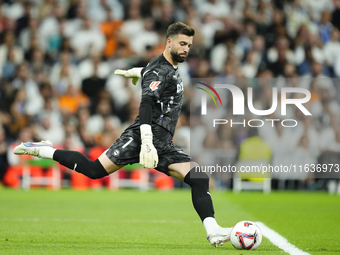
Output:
[{"xmin": 170, "ymin": 49, "xmax": 186, "ymax": 63}]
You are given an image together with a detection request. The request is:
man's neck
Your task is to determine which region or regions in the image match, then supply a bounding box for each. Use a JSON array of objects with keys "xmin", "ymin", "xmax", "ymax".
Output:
[{"xmin": 163, "ymin": 49, "xmax": 178, "ymax": 66}]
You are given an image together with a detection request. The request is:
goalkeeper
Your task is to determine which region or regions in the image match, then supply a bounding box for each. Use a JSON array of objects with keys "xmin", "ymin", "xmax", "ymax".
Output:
[{"xmin": 13, "ymin": 22, "xmax": 231, "ymax": 247}]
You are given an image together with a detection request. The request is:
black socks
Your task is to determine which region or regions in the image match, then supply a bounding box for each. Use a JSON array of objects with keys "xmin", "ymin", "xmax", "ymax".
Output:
[
  {"xmin": 53, "ymin": 150, "xmax": 108, "ymax": 179},
  {"xmin": 184, "ymin": 168, "xmax": 215, "ymax": 221}
]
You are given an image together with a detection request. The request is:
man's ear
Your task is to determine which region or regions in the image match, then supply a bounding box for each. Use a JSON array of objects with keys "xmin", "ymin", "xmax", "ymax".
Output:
[{"xmin": 166, "ymin": 38, "xmax": 172, "ymax": 48}]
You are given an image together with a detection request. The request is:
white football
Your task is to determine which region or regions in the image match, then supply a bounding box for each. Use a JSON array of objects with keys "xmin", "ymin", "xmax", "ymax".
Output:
[{"xmin": 230, "ymin": 220, "xmax": 262, "ymax": 250}]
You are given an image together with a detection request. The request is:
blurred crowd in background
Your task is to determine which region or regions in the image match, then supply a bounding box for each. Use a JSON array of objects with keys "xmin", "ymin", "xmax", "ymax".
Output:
[{"xmin": 1, "ymin": 0, "xmax": 340, "ymax": 190}]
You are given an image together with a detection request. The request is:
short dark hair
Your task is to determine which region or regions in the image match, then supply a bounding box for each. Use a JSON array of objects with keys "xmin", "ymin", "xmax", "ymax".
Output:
[{"xmin": 166, "ymin": 22, "xmax": 195, "ymax": 39}]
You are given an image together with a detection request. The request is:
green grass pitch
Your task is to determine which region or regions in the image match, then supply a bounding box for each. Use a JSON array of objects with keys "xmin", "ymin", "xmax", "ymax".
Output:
[{"xmin": 0, "ymin": 189, "xmax": 339, "ymax": 255}]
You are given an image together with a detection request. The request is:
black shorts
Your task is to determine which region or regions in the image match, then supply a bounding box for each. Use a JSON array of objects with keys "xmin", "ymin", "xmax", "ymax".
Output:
[{"xmin": 106, "ymin": 126, "xmax": 192, "ymax": 175}]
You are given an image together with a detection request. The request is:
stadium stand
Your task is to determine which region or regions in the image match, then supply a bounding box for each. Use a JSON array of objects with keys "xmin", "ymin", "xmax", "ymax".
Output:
[{"xmin": 0, "ymin": 0, "xmax": 339, "ymax": 192}]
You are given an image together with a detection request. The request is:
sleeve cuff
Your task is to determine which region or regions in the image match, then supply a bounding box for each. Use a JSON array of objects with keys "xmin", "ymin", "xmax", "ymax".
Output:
[{"xmin": 140, "ymin": 124, "xmax": 152, "ymax": 134}]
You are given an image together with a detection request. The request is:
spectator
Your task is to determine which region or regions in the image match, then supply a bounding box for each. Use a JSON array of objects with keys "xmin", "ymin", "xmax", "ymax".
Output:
[
  {"xmin": 242, "ymin": 50, "xmax": 258, "ymax": 78},
  {"xmin": 36, "ymin": 96, "xmax": 63, "ymax": 132},
  {"xmin": 50, "ymin": 51, "xmax": 81, "ymax": 96},
  {"xmin": 318, "ymin": 11, "xmax": 333, "ymax": 43},
  {"xmin": 0, "ymin": 31, "xmax": 24, "ymax": 70},
  {"xmin": 85, "ymin": 98, "xmax": 119, "ymax": 136},
  {"xmin": 300, "ymin": 61, "xmax": 335, "ymax": 94},
  {"xmin": 28, "ymin": 48, "xmax": 49, "ymax": 80},
  {"xmin": 0, "ymin": 80, "xmax": 14, "ymax": 115},
  {"xmin": 81, "ymin": 59, "xmax": 107, "ymax": 112},
  {"xmin": 63, "ymin": 118, "xmax": 84, "ymax": 149},
  {"xmin": 130, "ymin": 18, "xmax": 159, "ymax": 55},
  {"xmin": 2, "ymin": 47, "xmax": 17, "ymax": 80},
  {"xmin": 39, "ymin": 4, "xmax": 65, "ymax": 52},
  {"xmin": 66, "ymin": 0, "xmax": 82, "ymax": 20},
  {"xmin": 301, "ymin": 116, "xmax": 320, "ymax": 158},
  {"xmin": 210, "ymin": 31, "xmax": 243, "ymax": 73},
  {"xmin": 100, "ymin": 7, "xmax": 123, "ymax": 58},
  {"xmin": 39, "ymin": 0, "xmax": 59, "ymax": 19},
  {"xmin": 63, "ymin": 3, "xmax": 88, "ymax": 39},
  {"xmin": 33, "ymin": 112, "xmax": 65, "ymax": 146},
  {"xmin": 267, "ymin": 36, "xmax": 295, "ymax": 66},
  {"xmin": 12, "ymin": 62, "xmax": 44, "ymax": 116},
  {"xmin": 24, "ymin": 35, "xmax": 41, "ymax": 62},
  {"xmin": 154, "ymin": 2, "xmax": 176, "ymax": 33},
  {"xmin": 58, "ymin": 84, "xmax": 90, "ymax": 116},
  {"xmin": 18, "ymin": 17, "xmax": 41, "ymax": 52},
  {"xmin": 269, "ymin": 47, "xmax": 289, "ymax": 77},
  {"xmin": 197, "ymin": 0, "xmax": 230, "ymax": 19},
  {"xmin": 285, "ymin": 0, "xmax": 310, "ymax": 39},
  {"xmin": 15, "ymin": 1, "xmax": 32, "ymax": 36},
  {"xmin": 324, "ymin": 28, "xmax": 340, "ymax": 74},
  {"xmin": 70, "ymin": 17, "xmax": 106, "ymax": 59},
  {"xmin": 289, "ymin": 135, "xmax": 316, "ymax": 182},
  {"xmin": 78, "ymin": 51, "xmax": 110, "ymax": 80},
  {"xmin": 2, "ymin": 1, "xmax": 24, "ymax": 21},
  {"xmin": 320, "ymin": 114, "xmax": 340, "ymax": 152},
  {"xmin": 76, "ymin": 106, "xmax": 95, "ymax": 148},
  {"xmin": 265, "ymin": 8, "xmax": 286, "ymax": 47},
  {"xmin": 174, "ymin": 0, "xmax": 193, "ymax": 23},
  {"xmin": 87, "ymin": 0, "xmax": 124, "ymax": 22},
  {"xmin": 121, "ymin": 5, "xmax": 144, "ymax": 42},
  {"xmin": 301, "ymin": 0, "xmax": 334, "ymax": 22},
  {"xmin": 201, "ymin": 13, "xmax": 224, "ymax": 49}
]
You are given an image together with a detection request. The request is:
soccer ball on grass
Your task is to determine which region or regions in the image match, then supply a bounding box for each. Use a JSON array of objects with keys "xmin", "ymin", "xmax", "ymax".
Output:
[{"xmin": 230, "ymin": 220, "xmax": 262, "ymax": 250}]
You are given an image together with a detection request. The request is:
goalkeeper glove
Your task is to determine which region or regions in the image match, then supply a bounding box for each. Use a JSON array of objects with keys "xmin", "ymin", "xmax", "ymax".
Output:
[
  {"xmin": 139, "ymin": 124, "xmax": 158, "ymax": 169},
  {"xmin": 114, "ymin": 67, "xmax": 143, "ymax": 85}
]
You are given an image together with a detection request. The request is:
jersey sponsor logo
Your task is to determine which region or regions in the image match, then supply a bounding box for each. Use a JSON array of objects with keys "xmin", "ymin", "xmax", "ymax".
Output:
[
  {"xmin": 150, "ymin": 81, "xmax": 161, "ymax": 91},
  {"xmin": 153, "ymin": 71, "xmax": 160, "ymax": 76}
]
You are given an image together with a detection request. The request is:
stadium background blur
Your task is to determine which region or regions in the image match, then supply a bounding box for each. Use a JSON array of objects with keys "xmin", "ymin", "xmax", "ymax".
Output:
[{"xmin": 0, "ymin": 0, "xmax": 340, "ymax": 191}]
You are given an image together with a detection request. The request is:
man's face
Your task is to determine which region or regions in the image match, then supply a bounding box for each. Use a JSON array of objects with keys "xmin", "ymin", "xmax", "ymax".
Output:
[{"xmin": 169, "ymin": 34, "xmax": 193, "ymax": 63}]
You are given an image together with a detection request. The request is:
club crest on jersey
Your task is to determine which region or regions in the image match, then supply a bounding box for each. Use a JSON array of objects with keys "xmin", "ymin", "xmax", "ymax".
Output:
[{"xmin": 150, "ymin": 81, "xmax": 161, "ymax": 91}]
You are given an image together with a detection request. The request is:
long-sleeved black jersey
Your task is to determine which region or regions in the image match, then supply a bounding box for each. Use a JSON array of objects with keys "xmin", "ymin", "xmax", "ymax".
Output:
[{"xmin": 126, "ymin": 54, "xmax": 184, "ymax": 137}]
